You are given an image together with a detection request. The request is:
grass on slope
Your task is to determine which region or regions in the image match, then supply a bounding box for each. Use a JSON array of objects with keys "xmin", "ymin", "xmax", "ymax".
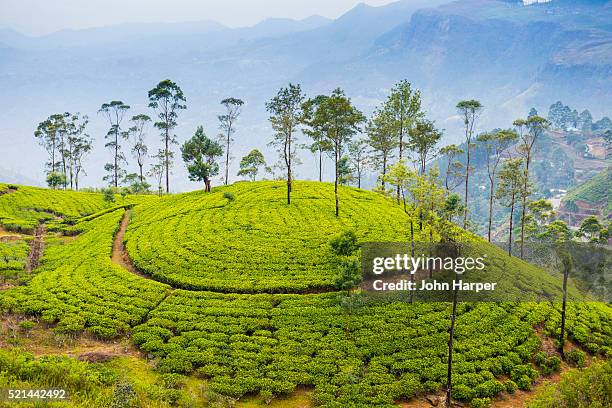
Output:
[{"xmin": 562, "ymin": 168, "xmax": 611, "ymax": 215}]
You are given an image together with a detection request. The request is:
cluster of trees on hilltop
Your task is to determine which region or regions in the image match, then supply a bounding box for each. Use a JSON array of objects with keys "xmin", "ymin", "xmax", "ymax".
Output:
[
  {"xmin": 33, "ymin": 78, "xmax": 609, "ymax": 249},
  {"xmin": 547, "ymin": 101, "xmax": 612, "ymax": 134}
]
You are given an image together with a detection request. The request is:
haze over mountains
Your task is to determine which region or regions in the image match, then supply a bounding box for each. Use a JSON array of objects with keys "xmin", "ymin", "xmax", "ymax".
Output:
[{"xmin": 0, "ymin": 0, "xmax": 610, "ymax": 190}]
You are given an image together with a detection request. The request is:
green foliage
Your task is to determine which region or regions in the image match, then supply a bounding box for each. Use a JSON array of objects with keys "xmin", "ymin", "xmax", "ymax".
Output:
[
  {"xmin": 181, "ymin": 126, "xmax": 223, "ymax": 192},
  {"xmin": 125, "ymin": 181, "xmax": 425, "ymax": 292},
  {"xmin": 504, "ymin": 379, "xmax": 517, "ymax": 394},
  {"xmin": 223, "ymin": 191, "xmax": 236, "ymax": 202},
  {"xmin": 329, "ymin": 230, "xmax": 358, "ymax": 256},
  {"xmin": 566, "ymin": 349, "xmax": 586, "ymax": 368},
  {"xmin": 534, "ymin": 352, "xmax": 561, "ymax": 375},
  {"xmin": 132, "ymin": 294, "xmax": 545, "ymax": 406},
  {"xmin": 110, "ymin": 382, "xmax": 137, "ymax": 408},
  {"xmin": 527, "ymin": 360, "xmax": 612, "ymax": 408},
  {"xmin": 0, "ymin": 348, "xmax": 117, "ymax": 401},
  {"xmin": 470, "ymin": 397, "xmax": 491, "ymax": 408},
  {"xmin": 46, "ymin": 171, "xmax": 67, "ymax": 189},
  {"xmin": 0, "ymin": 182, "xmax": 611, "ymax": 407},
  {"xmin": 334, "ymin": 257, "xmax": 362, "ymax": 291},
  {"xmin": 238, "ymin": 149, "xmax": 266, "ymax": 181},
  {"xmin": 0, "ymin": 209, "xmax": 168, "ymax": 338},
  {"xmin": 103, "ymin": 187, "xmax": 116, "ymax": 203},
  {"xmin": 0, "ymin": 240, "xmax": 29, "ymax": 283}
]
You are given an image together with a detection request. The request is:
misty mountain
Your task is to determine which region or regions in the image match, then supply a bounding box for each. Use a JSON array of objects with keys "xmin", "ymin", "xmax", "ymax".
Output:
[{"xmin": 0, "ymin": 0, "xmax": 610, "ymax": 191}]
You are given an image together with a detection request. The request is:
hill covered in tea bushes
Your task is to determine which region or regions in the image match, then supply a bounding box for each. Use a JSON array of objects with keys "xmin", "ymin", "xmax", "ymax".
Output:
[{"xmin": 0, "ymin": 181, "xmax": 610, "ymax": 407}]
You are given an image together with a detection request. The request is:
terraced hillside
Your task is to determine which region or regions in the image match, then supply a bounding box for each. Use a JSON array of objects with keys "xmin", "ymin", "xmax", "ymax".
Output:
[
  {"xmin": 0, "ymin": 181, "xmax": 610, "ymax": 407},
  {"xmin": 560, "ymin": 168, "xmax": 611, "ymax": 224}
]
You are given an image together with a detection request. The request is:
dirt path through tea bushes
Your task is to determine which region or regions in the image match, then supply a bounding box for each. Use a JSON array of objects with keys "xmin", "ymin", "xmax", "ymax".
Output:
[
  {"xmin": 25, "ymin": 223, "xmax": 45, "ymax": 272},
  {"xmin": 112, "ymin": 210, "xmax": 153, "ymax": 280}
]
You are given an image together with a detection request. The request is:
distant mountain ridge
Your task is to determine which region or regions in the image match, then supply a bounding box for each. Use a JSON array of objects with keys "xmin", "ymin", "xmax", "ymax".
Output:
[{"xmin": 0, "ymin": 0, "xmax": 610, "ymax": 191}]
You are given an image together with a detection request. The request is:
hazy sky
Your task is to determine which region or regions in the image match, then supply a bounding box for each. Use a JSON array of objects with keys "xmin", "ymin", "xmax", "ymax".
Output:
[{"xmin": 0, "ymin": 0, "xmax": 397, "ymax": 36}]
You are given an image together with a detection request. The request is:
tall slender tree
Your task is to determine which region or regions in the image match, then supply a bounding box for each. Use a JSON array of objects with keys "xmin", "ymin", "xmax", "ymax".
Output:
[
  {"xmin": 477, "ymin": 129, "xmax": 518, "ymax": 242},
  {"xmin": 384, "ymin": 80, "xmax": 424, "ymax": 203},
  {"xmin": 72, "ymin": 133, "xmax": 93, "ymax": 191},
  {"xmin": 63, "ymin": 113, "xmax": 90, "ymax": 190},
  {"xmin": 439, "ymin": 144, "xmax": 464, "ymax": 191},
  {"xmin": 54, "ymin": 113, "xmax": 70, "ymax": 188},
  {"xmin": 99, "ymin": 101, "xmax": 130, "ymax": 187},
  {"xmin": 148, "ymin": 79, "xmax": 187, "ymax": 193},
  {"xmin": 148, "ymin": 150, "xmax": 166, "ymax": 196},
  {"xmin": 348, "ymin": 139, "xmax": 368, "ymax": 189},
  {"xmin": 407, "ymin": 119, "xmax": 442, "ymax": 176},
  {"xmin": 496, "ymin": 158, "xmax": 526, "ymax": 256},
  {"xmin": 515, "ymin": 115, "xmax": 550, "ymax": 258},
  {"xmin": 365, "ymin": 108, "xmax": 396, "ymax": 191},
  {"xmin": 34, "ymin": 114, "xmax": 65, "ymax": 177},
  {"xmin": 306, "ymin": 88, "xmax": 365, "ymax": 217},
  {"xmin": 266, "ymin": 83, "xmax": 305, "ymax": 205},
  {"xmin": 127, "ymin": 114, "xmax": 151, "ymax": 184},
  {"xmin": 218, "ymin": 97, "xmax": 244, "ymax": 185},
  {"xmin": 456, "ymin": 99, "xmax": 483, "ymax": 228},
  {"xmin": 302, "ymin": 95, "xmax": 332, "ymax": 182}
]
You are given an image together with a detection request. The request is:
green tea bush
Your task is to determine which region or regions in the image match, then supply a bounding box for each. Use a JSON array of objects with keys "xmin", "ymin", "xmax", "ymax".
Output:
[
  {"xmin": 527, "ymin": 360, "xmax": 612, "ymax": 408},
  {"xmin": 566, "ymin": 349, "xmax": 587, "ymax": 368},
  {"xmin": 125, "ymin": 182, "xmax": 425, "ymax": 292}
]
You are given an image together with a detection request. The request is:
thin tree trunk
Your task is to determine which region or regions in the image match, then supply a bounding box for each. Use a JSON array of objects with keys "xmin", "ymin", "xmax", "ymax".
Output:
[
  {"xmin": 445, "ymin": 286, "xmax": 459, "ymax": 408},
  {"xmin": 397, "ymin": 135, "xmax": 402, "ymax": 204},
  {"xmin": 520, "ymin": 156, "xmax": 531, "ymax": 258},
  {"xmin": 487, "ymin": 178, "xmax": 494, "ymax": 242},
  {"xmin": 508, "ymin": 198, "xmax": 515, "ymax": 256},
  {"xmin": 139, "ymin": 163, "xmax": 144, "ymax": 183},
  {"xmin": 225, "ymin": 126, "xmax": 231, "ymax": 185},
  {"xmin": 559, "ymin": 256, "xmax": 569, "ymax": 359},
  {"xmin": 52, "ymin": 140, "xmax": 56, "ymax": 174},
  {"xmin": 335, "ymin": 143, "xmax": 339, "ymax": 217},
  {"xmin": 165, "ymin": 129, "xmax": 170, "ymax": 193},
  {"xmin": 286, "ymin": 132, "xmax": 292, "ymax": 205},
  {"xmin": 409, "ymin": 218, "xmax": 415, "ymax": 304},
  {"xmin": 382, "ymin": 155, "xmax": 387, "ymax": 190},
  {"xmin": 319, "ymin": 148, "xmax": 323, "ymax": 182},
  {"xmin": 463, "ymin": 145, "xmax": 470, "ymax": 229}
]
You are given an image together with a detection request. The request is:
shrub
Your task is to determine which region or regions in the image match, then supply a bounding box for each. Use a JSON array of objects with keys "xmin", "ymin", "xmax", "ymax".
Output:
[
  {"xmin": 566, "ymin": 349, "xmax": 586, "ymax": 368},
  {"xmin": 110, "ymin": 382, "xmax": 137, "ymax": 408},
  {"xmin": 329, "ymin": 230, "xmax": 358, "ymax": 256},
  {"xmin": 536, "ymin": 354, "xmax": 562, "ymax": 376},
  {"xmin": 335, "ymin": 257, "xmax": 362, "ymax": 291},
  {"xmin": 473, "ymin": 379, "xmax": 504, "ymax": 398},
  {"xmin": 223, "ymin": 191, "xmax": 236, "ymax": 202},
  {"xmin": 18, "ymin": 320, "xmax": 36, "ymax": 332},
  {"xmin": 103, "ymin": 188, "xmax": 116, "ymax": 203},
  {"xmin": 543, "ymin": 356, "xmax": 561, "ymax": 375},
  {"xmin": 158, "ymin": 373, "xmax": 186, "ymax": 389},
  {"xmin": 470, "ymin": 398, "xmax": 491, "ymax": 408},
  {"xmin": 516, "ymin": 375, "xmax": 532, "ymax": 391},
  {"xmin": 260, "ymin": 389, "xmax": 274, "ymax": 405},
  {"xmin": 452, "ymin": 384, "xmax": 474, "ymax": 401},
  {"xmin": 526, "ymin": 360, "xmax": 612, "ymax": 408},
  {"xmin": 504, "ymin": 380, "xmax": 517, "ymax": 394}
]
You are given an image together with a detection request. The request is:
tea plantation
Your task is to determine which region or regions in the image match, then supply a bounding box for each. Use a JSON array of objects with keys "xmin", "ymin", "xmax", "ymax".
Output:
[
  {"xmin": 0, "ymin": 181, "xmax": 610, "ymax": 407},
  {"xmin": 124, "ymin": 181, "xmax": 430, "ymax": 292}
]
